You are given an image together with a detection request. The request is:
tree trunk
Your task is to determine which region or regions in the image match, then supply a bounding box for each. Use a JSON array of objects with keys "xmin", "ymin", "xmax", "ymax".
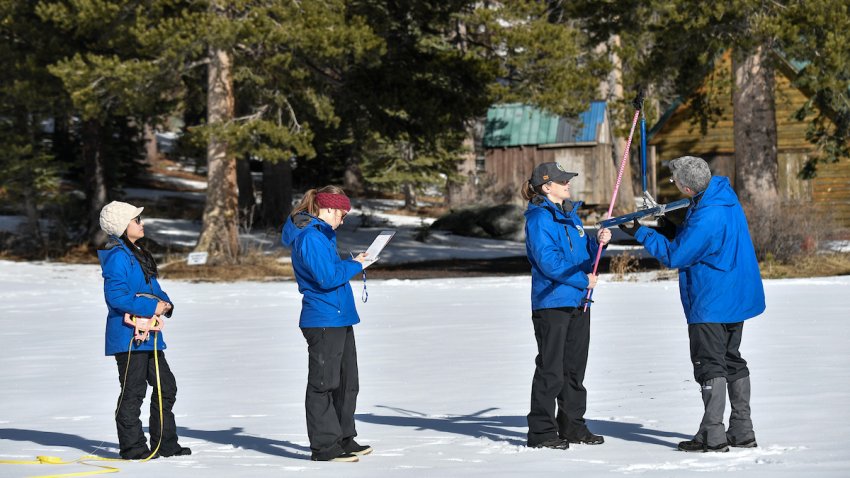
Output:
[
  {"xmin": 83, "ymin": 119, "xmax": 107, "ymax": 246},
  {"xmin": 733, "ymin": 45, "xmax": 779, "ymax": 212},
  {"xmin": 606, "ymin": 35, "xmax": 637, "ymax": 216},
  {"xmin": 195, "ymin": 46, "xmax": 239, "ymax": 262},
  {"xmin": 403, "ymin": 182, "xmax": 417, "ymax": 210},
  {"xmin": 446, "ymin": 121, "xmax": 481, "ymax": 207},
  {"xmin": 143, "ymin": 123, "xmax": 158, "ymax": 164},
  {"xmin": 236, "ymin": 157, "xmax": 256, "ymax": 231},
  {"xmin": 261, "ymin": 158, "xmax": 293, "ymax": 229},
  {"xmin": 343, "ymin": 156, "xmax": 364, "ymax": 196}
]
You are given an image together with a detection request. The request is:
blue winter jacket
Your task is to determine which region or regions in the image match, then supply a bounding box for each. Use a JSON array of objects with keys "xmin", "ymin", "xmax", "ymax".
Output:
[
  {"xmin": 281, "ymin": 212, "xmax": 363, "ymax": 328},
  {"xmin": 98, "ymin": 237, "xmax": 172, "ymax": 355},
  {"xmin": 634, "ymin": 176, "xmax": 765, "ymax": 324},
  {"xmin": 525, "ymin": 197, "xmax": 601, "ymax": 310}
]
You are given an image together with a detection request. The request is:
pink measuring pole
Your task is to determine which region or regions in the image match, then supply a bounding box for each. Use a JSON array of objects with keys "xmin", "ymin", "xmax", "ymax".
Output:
[{"xmin": 584, "ymin": 108, "xmax": 641, "ymax": 311}]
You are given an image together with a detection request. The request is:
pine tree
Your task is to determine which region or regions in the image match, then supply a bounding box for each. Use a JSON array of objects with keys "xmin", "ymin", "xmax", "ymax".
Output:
[
  {"xmin": 565, "ymin": 0, "xmax": 850, "ymax": 214},
  {"xmin": 328, "ymin": 1, "xmax": 608, "ymax": 207},
  {"xmin": 0, "ymin": 1, "xmax": 74, "ymax": 252},
  {"xmin": 38, "ymin": 1, "xmax": 384, "ymax": 261}
]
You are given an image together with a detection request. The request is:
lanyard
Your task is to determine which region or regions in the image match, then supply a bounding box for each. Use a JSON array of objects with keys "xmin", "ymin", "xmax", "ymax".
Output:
[
  {"xmin": 351, "ymin": 251, "xmax": 368, "ymax": 303},
  {"xmin": 360, "ymin": 267, "xmax": 368, "ymax": 303}
]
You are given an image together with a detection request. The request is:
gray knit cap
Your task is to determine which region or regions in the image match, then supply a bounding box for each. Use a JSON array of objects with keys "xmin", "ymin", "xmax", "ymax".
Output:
[{"xmin": 669, "ymin": 156, "xmax": 712, "ymax": 193}]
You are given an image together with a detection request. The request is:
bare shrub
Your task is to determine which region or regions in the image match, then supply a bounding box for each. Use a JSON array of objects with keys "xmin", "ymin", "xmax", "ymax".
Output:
[
  {"xmin": 609, "ymin": 252, "xmax": 639, "ymax": 281},
  {"xmin": 747, "ymin": 202, "xmax": 833, "ymax": 263}
]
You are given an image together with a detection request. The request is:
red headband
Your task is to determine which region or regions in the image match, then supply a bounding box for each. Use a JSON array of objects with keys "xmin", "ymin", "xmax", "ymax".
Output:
[{"xmin": 316, "ymin": 192, "xmax": 351, "ymax": 212}]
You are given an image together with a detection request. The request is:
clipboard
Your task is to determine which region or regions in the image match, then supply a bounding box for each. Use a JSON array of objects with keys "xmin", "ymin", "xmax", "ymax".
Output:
[{"xmin": 354, "ymin": 230, "xmax": 395, "ymax": 269}]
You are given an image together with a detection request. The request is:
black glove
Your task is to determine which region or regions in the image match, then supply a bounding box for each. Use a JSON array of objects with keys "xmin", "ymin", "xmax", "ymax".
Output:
[
  {"xmin": 651, "ymin": 216, "xmax": 677, "ymax": 241},
  {"xmin": 632, "ymin": 87, "xmax": 645, "ymax": 110},
  {"xmin": 618, "ymin": 219, "xmax": 640, "ymax": 237}
]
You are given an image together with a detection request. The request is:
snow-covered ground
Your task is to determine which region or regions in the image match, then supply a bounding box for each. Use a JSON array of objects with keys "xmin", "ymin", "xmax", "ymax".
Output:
[{"xmin": 1, "ymin": 260, "xmax": 848, "ymax": 477}]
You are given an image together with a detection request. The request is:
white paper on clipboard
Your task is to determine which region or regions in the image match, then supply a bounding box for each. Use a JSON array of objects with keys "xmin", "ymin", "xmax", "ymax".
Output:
[{"xmin": 358, "ymin": 230, "xmax": 395, "ymax": 269}]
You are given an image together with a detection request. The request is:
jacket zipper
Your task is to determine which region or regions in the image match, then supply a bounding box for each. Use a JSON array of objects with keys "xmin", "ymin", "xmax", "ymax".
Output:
[{"xmin": 564, "ymin": 226, "xmax": 573, "ymax": 251}]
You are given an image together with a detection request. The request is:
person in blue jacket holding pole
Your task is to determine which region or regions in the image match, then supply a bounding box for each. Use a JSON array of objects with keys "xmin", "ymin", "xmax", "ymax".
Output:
[
  {"xmin": 97, "ymin": 201, "xmax": 190, "ymax": 460},
  {"xmin": 522, "ymin": 162, "xmax": 612, "ymax": 450},
  {"xmin": 281, "ymin": 185, "xmax": 371, "ymax": 463},
  {"xmin": 619, "ymin": 156, "xmax": 764, "ymax": 453}
]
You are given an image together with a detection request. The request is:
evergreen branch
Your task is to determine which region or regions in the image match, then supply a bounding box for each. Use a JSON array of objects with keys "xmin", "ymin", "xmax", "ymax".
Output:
[
  {"xmin": 285, "ymin": 99, "xmax": 302, "ymax": 133},
  {"xmin": 233, "ymin": 105, "xmax": 269, "ymax": 122},
  {"xmin": 302, "ymin": 57, "xmax": 344, "ymax": 85}
]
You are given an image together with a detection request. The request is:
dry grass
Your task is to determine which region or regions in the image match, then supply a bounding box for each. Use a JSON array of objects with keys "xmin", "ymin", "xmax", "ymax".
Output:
[
  {"xmin": 760, "ymin": 252, "xmax": 850, "ymax": 279},
  {"xmin": 158, "ymin": 251, "xmax": 294, "ymax": 282},
  {"xmin": 57, "ymin": 244, "xmax": 101, "ymax": 264},
  {"xmin": 609, "ymin": 252, "xmax": 640, "ymax": 281}
]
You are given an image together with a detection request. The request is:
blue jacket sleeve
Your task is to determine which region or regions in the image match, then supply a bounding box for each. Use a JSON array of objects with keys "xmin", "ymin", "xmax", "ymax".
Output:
[
  {"xmin": 635, "ymin": 212, "xmax": 720, "ymax": 269},
  {"xmin": 527, "ymin": 214, "xmax": 590, "ymax": 289},
  {"xmin": 102, "ymin": 253, "xmax": 159, "ymax": 317},
  {"xmin": 297, "ymin": 232, "xmax": 363, "ymax": 290},
  {"xmin": 151, "ymin": 278, "xmax": 173, "ymax": 317}
]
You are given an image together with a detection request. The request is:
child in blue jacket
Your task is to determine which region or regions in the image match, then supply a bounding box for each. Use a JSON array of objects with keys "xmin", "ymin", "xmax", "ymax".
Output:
[
  {"xmin": 98, "ymin": 201, "xmax": 190, "ymax": 460},
  {"xmin": 522, "ymin": 162, "xmax": 611, "ymax": 450},
  {"xmin": 281, "ymin": 186, "xmax": 371, "ymax": 462}
]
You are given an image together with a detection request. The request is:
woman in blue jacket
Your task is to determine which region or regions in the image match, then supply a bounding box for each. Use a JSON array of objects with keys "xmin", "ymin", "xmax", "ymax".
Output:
[
  {"xmin": 523, "ymin": 162, "xmax": 611, "ymax": 450},
  {"xmin": 619, "ymin": 156, "xmax": 764, "ymax": 453},
  {"xmin": 281, "ymin": 186, "xmax": 371, "ymax": 463},
  {"xmin": 97, "ymin": 201, "xmax": 190, "ymax": 460}
]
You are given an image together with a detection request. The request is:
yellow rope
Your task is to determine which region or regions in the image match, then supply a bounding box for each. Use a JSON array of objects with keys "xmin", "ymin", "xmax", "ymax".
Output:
[
  {"xmin": 0, "ymin": 455, "xmax": 121, "ymax": 477},
  {"xmin": 1, "ymin": 331, "xmax": 165, "ymax": 477}
]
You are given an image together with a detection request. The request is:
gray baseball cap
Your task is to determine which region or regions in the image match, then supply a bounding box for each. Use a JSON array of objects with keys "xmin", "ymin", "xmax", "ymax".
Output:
[{"xmin": 530, "ymin": 162, "xmax": 578, "ymax": 187}]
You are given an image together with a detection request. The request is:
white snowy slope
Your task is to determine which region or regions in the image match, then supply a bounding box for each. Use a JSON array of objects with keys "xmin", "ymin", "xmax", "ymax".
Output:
[{"xmin": 0, "ymin": 260, "xmax": 848, "ymax": 477}]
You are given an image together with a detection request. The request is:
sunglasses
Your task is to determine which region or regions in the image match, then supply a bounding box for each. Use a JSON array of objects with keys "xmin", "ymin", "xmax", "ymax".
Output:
[
  {"xmin": 550, "ymin": 179, "xmax": 571, "ymax": 186},
  {"xmin": 132, "ymin": 215, "xmax": 142, "ymax": 224}
]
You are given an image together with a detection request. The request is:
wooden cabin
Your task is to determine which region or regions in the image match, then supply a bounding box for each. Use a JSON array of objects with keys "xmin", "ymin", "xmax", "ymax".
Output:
[
  {"xmin": 648, "ymin": 53, "xmax": 850, "ymax": 227},
  {"xmin": 464, "ymin": 101, "xmax": 630, "ymax": 212}
]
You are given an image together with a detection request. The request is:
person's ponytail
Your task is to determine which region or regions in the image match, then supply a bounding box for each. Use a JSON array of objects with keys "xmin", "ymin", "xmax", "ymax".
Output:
[
  {"xmin": 291, "ymin": 185, "xmax": 348, "ymax": 217},
  {"xmin": 291, "ymin": 189, "xmax": 319, "ymax": 217},
  {"xmin": 521, "ymin": 180, "xmax": 540, "ymax": 201}
]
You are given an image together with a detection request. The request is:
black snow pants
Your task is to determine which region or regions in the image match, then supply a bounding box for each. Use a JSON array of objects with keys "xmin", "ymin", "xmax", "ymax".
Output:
[
  {"xmin": 688, "ymin": 321, "xmax": 749, "ymax": 384},
  {"xmin": 301, "ymin": 326, "xmax": 359, "ymax": 460},
  {"xmin": 527, "ymin": 306, "xmax": 591, "ymax": 446},
  {"xmin": 114, "ymin": 350, "xmax": 180, "ymax": 459},
  {"xmin": 687, "ymin": 321, "xmax": 754, "ymax": 446}
]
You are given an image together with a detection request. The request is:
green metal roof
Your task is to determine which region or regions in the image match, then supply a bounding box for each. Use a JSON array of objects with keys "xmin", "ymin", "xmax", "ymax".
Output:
[{"xmin": 483, "ymin": 102, "xmax": 607, "ymax": 148}]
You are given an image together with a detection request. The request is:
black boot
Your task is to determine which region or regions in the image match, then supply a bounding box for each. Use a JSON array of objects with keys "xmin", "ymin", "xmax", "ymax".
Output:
[
  {"xmin": 528, "ymin": 437, "xmax": 569, "ymax": 450},
  {"xmin": 677, "ymin": 440, "xmax": 729, "ymax": 453},
  {"xmin": 342, "ymin": 438, "xmax": 373, "ymax": 456},
  {"xmin": 311, "ymin": 452, "xmax": 359, "ymax": 462},
  {"xmin": 159, "ymin": 447, "xmax": 192, "ymax": 457},
  {"xmin": 562, "ymin": 429, "xmax": 604, "ymax": 445},
  {"xmin": 121, "ymin": 447, "xmax": 155, "ymax": 460}
]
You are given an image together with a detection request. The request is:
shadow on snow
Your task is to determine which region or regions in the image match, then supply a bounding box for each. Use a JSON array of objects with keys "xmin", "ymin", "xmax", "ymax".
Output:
[{"xmin": 356, "ymin": 406, "xmax": 691, "ymax": 448}]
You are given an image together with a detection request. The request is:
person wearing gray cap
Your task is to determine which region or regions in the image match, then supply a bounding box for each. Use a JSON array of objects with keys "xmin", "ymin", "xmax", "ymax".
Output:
[
  {"xmin": 521, "ymin": 162, "xmax": 612, "ymax": 449},
  {"xmin": 619, "ymin": 156, "xmax": 764, "ymax": 453}
]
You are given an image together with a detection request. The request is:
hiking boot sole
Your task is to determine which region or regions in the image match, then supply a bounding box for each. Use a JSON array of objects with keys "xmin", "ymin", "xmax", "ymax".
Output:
[{"xmin": 678, "ymin": 444, "xmax": 730, "ymax": 453}]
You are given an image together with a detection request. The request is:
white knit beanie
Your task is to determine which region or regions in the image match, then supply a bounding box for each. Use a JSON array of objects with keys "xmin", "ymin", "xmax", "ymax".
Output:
[{"xmin": 99, "ymin": 201, "xmax": 144, "ymax": 237}]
